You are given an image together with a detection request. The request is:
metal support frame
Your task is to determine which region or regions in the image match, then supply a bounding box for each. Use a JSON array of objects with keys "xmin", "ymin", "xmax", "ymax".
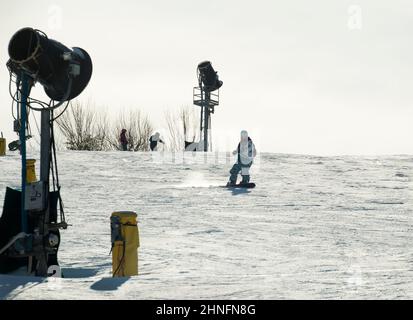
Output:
[
  {"xmin": 16, "ymin": 74, "xmax": 52, "ymax": 277},
  {"xmin": 193, "ymin": 84, "xmax": 219, "ymax": 152},
  {"xmin": 40, "ymin": 109, "xmax": 51, "ymax": 213},
  {"xmin": 36, "ymin": 109, "xmax": 52, "ymax": 276},
  {"xmin": 203, "ymin": 91, "xmax": 210, "ymax": 152},
  {"xmin": 19, "ymin": 73, "xmax": 29, "ymax": 233}
]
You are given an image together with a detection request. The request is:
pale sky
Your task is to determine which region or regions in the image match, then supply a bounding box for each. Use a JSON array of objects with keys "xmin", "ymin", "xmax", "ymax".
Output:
[{"xmin": 0, "ymin": 0, "xmax": 412, "ymax": 155}]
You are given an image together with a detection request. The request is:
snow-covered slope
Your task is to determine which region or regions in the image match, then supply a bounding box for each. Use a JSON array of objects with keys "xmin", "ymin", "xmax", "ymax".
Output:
[{"xmin": 0, "ymin": 151, "xmax": 412, "ymax": 299}]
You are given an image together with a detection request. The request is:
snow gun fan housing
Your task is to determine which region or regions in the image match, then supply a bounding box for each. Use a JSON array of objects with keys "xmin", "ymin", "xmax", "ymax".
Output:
[
  {"xmin": 7, "ymin": 27, "xmax": 93, "ymax": 101},
  {"xmin": 197, "ymin": 61, "xmax": 223, "ymax": 92}
]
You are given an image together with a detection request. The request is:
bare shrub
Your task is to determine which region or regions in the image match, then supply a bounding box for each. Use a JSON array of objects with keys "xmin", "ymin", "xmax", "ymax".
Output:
[
  {"xmin": 164, "ymin": 106, "xmax": 199, "ymax": 151},
  {"xmin": 109, "ymin": 109, "xmax": 153, "ymax": 151},
  {"xmin": 56, "ymin": 101, "xmax": 110, "ymax": 151}
]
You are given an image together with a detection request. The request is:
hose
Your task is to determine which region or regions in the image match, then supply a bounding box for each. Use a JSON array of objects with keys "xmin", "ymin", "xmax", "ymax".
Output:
[{"xmin": 0, "ymin": 232, "xmax": 27, "ymax": 255}]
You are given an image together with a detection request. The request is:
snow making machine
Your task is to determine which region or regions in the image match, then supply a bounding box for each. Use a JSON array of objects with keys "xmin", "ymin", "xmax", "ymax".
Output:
[
  {"xmin": 0, "ymin": 27, "xmax": 92, "ymax": 276},
  {"xmin": 193, "ymin": 61, "xmax": 223, "ymax": 152}
]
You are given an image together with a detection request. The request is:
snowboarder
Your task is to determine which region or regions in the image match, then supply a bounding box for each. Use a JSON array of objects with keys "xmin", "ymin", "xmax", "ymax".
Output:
[
  {"xmin": 227, "ymin": 130, "xmax": 257, "ymax": 186},
  {"xmin": 149, "ymin": 132, "xmax": 164, "ymax": 151},
  {"xmin": 119, "ymin": 129, "xmax": 128, "ymax": 151}
]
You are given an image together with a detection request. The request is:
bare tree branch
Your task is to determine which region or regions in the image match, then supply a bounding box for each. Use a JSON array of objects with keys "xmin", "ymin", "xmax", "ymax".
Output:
[
  {"xmin": 56, "ymin": 101, "xmax": 110, "ymax": 151},
  {"xmin": 164, "ymin": 106, "xmax": 199, "ymax": 151},
  {"xmin": 109, "ymin": 109, "xmax": 153, "ymax": 151}
]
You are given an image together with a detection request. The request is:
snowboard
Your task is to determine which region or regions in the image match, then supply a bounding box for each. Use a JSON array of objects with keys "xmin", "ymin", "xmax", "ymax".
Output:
[{"xmin": 223, "ymin": 182, "xmax": 256, "ymax": 189}]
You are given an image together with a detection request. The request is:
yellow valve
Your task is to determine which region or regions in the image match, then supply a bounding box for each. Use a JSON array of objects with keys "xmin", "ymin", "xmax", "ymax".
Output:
[
  {"xmin": 111, "ymin": 211, "xmax": 139, "ymax": 277},
  {"xmin": 0, "ymin": 138, "xmax": 5, "ymax": 156},
  {"xmin": 26, "ymin": 159, "xmax": 37, "ymax": 183}
]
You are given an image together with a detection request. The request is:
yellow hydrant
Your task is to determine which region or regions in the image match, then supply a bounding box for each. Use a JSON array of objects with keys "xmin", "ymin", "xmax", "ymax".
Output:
[
  {"xmin": 111, "ymin": 211, "xmax": 139, "ymax": 277},
  {"xmin": 0, "ymin": 137, "xmax": 5, "ymax": 156},
  {"xmin": 26, "ymin": 159, "xmax": 37, "ymax": 183}
]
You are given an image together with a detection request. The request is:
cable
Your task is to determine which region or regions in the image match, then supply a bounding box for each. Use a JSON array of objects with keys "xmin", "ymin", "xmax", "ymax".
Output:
[
  {"xmin": 51, "ymin": 101, "xmax": 70, "ymax": 121},
  {"xmin": 8, "ymin": 71, "xmax": 21, "ymax": 104},
  {"xmin": 113, "ymin": 241, "xmax": 126, "ymax": 277},
  {"xmin": 50, "ymin": 110, "xmax": 57, "ymax": 191},
  {"xmin": 34, "ymin": 29, "xmax": 48, "ymax": 39},
  {"xmin": 9, "ymin": 71, "xmax": 49, "ymax": 113},
  {"xmin": 29, "ymin": 112, "xmax": 41, "ymax": 147},
  {"xmin": 9, "ymin": 69, "xmax": 73, "ymax": 112},
  {"xmin": 50, "ymin": 147, "xmax": 56, "ymax": 193},
  {"xmin": 50, "ymin": 112, "xmax": 66, "ymax": 225},
  {"xmin": 11, "ymin": 92, "xmax": 18, "ymax": 120},
  {"xmin": 51, "ymin": 120, "xmax": 59, "ymax": 188},
  {"xmin": 27, "ymin": 99, "xmax": 49, "ymax": 110},
  {"xmin": 0, "ymin": 232, "xmax": 28, "ymax": 255},
  {"xmin": 31, "ymin": 108, "xmax": 41, "ymax": 136}
]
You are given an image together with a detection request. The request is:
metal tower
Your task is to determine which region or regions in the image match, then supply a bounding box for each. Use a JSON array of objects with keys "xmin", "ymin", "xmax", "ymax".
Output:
[{"xmin": 193, "ymin": 61, "xmax": 222, "ymax": 152}]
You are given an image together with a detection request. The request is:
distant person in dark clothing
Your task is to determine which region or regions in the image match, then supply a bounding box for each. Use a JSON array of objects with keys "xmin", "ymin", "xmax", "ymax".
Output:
[
  {"xmin": 149, "ymin": 132, "xmax": 164, "ymax": 151},
  {"xmin": 185, "ymin": 140, "xmax": 199, "ymax": 151},
  {"xmin": 120, "ymin": 129, "xmax": 128, "ymax": 151},
  {"xmin": 227, "ymin": 130, "xmax": 257, "ymax": 186}
]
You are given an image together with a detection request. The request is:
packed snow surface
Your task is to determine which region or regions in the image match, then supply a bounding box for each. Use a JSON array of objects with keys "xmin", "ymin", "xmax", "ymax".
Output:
[{"xmin": 0, "ymin": 151, "xmax": 412, "ymax": 299}]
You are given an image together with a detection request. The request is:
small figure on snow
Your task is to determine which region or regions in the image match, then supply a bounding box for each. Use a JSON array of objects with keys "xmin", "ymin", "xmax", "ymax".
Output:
[
  {"xmin": 149, "ymin": 132, "xmax": 164, "ymax": 151},
  {"xmin": 119, "ymin": 129, "xmax": 128, "ymax": 151},
  {"xmin": 227, "ymin": 130, "xmax": 257, "ymax": 186}
]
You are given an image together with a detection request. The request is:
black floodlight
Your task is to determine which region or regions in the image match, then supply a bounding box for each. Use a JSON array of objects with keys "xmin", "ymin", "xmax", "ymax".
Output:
[
  {"xmin": 7, "ymin": 27, "xmax": 92, "ymax": 101},
  {"xmin": 197, "ymin": 61, "xmax": 223, "ymax": 92}
]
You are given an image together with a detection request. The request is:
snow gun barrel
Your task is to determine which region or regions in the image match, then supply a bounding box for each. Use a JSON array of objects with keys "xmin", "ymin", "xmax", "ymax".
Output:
[
  {"xmin": 197, "ymin": 61, "xmax": 223, "ymax": 92},
  {"xmin": 8, "ymin": 27, "xmax": 93, "ymax": 101}
]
